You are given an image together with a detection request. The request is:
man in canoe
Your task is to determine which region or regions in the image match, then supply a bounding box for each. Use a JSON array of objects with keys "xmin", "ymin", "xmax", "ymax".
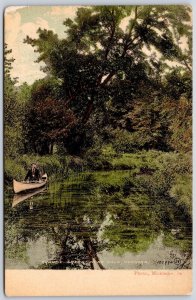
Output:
[{"xmin": 25, "ymin": 163, "xmax": 41, "ymax": 182}]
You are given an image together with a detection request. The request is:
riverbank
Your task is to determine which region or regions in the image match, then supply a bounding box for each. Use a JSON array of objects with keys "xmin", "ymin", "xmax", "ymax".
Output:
[
  {"xmin": 5, "ymin": 150, "xmax": 191, "ymax": 182},
  {"xmin": 5, "ymin": 150, "xmax": 192, "ymax": 218}
]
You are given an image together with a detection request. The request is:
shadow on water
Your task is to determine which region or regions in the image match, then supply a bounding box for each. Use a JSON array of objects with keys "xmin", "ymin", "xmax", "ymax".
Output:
[{"xmin": 4, "ymin": 170, "xmax": 192, "ymax": 270}]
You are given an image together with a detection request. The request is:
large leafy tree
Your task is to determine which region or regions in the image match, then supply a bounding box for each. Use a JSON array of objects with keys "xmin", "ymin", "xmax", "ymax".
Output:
[
  {"xmin": 24, "ymin": 5, "xmax": 192, "ymax": 153},
  {"xmin": 4, "ymin": 44, "xmax": 17, "ymax": 126},
  {"xmin": 4, "ymin": 44, "xmax": 24, "ymax": 158}
]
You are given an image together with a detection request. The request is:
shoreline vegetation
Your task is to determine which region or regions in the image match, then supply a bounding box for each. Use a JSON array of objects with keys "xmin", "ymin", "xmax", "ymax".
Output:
[
  {"xmin": 5, "ymin": 148, "xmax": 191, "ymax": 180},
  {"xmin": 5, "ymin": 148, "xmax": 192, "ymax": 220}
]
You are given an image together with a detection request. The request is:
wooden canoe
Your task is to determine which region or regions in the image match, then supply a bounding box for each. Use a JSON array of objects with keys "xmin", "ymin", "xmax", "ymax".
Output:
[
  {"xmin": 13, "ymin": 175, "xmax": 47, "ymax": 194},
  {"xmin": 12, "ymin": 186, "xmax": 47, "ymax": 207}
]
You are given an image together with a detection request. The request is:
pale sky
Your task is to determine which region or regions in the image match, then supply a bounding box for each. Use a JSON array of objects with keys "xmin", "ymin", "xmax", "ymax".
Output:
[
  {"xmin": 4, "ymin": 6, "xmax": 191, "ymax": 86},
  {"xmin": 5, "ymin": 6, "xmax": 133, "ymax": 85},
  {"xmin": 5, "ymin": 6, "xmax": 80, "ymax": 85}
]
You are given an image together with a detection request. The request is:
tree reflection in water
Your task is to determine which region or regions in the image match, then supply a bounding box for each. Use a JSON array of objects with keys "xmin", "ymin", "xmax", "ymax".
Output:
[
  {"xmin": 4, "ymin": 171, "xmax": 192, "ymax": 269},
  {"xmin": 42, "ymin": 224, "xmax": 105, "ymax": 270}
]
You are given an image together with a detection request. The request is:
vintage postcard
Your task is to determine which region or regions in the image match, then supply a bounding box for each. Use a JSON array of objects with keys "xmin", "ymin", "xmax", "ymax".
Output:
[{"xmin": 4, "ymin": 5, "xmax": 192, "ymax": 296}]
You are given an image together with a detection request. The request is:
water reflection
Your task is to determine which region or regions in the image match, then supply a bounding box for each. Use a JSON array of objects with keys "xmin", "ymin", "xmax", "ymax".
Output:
[
  {"xmin": 12, "ymin": 186, "xmax": 47, "ymax": 208},
  {"xmin": 5, "ymin": 171, "xmax": 192, "ymax": 270}
]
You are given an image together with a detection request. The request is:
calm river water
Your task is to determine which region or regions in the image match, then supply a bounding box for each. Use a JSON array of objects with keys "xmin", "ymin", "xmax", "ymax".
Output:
[{"xmin": 5, "ymin": 170, "xmax": 192, "ymax": 270}]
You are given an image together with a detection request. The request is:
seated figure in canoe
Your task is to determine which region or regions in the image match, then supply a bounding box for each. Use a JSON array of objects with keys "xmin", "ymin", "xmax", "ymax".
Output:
[
  {"xmin": 13, "ymin": 163, "xmax": 48, "ymax": 194},
  {"xmin": 25, "ymin": 163, "xmax": 41, "ymax": 182}
]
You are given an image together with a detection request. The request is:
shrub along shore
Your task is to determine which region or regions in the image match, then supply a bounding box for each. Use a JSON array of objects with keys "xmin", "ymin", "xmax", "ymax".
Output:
[
  {"xmin": 5, "ymin": 149, "xmax": 191, "ymax": 181},
  {"xmin": 5, "ymin": 148, "xmax": 192, "ymax": 221}
]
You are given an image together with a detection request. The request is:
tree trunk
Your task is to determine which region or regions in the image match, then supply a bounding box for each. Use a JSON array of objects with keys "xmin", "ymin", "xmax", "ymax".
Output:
[
  {"xmin": 49, "ymin": 142, "xmax": 54, "ymax": 154},
  {"xmin": 82, "ymin": 101, "xmax": 94, "ymax": 124}
]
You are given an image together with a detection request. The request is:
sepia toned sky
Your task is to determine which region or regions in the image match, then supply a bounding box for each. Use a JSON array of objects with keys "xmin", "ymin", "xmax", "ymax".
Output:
[
  {"xmin": 5, "ymin": 6, "xmax": 80, "ymax": 84},
  {"xmin": 4, "ymin": 5, "xmax": 190, "ymax": 86},
  {"xmin": 5, "ymin": 6, "xmax": 135, "ymax": 85}
]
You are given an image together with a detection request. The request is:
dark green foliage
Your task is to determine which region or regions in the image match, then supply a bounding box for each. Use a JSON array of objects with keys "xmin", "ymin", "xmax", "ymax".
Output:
[
  {"xmin": 22, "ymin": 5, "xmax": 191, "ymax": 155},
  {"xmin": 164, "ymin": 70, "xmax": 192, "ymax": 100},
  {"xmin": 4, "ymin": 6, "xmax": 192, "ymax": 189},
  {"xmin": 4, "ymin": 45, "xmax": 25, "ymax": 158}
]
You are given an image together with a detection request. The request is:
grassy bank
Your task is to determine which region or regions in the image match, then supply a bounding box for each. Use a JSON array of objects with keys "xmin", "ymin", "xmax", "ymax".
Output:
[
  {"xmin": 5, "ymin": 149, "xmax": 191, "ymax": 181},
  {"xmin": 4, "ymin": 154, "xmax": 67, "ymax": 184},
  {"xmin": 5, "ymin": 149, "xmax": 192, "ymax": 218},
  {"xmin": 84, "ymin": 145, "xmax": 191, "ymax": 173}
]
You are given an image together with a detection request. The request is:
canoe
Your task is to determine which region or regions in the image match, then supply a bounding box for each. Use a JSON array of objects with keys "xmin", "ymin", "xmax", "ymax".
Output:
[
  {"xmin": 13, "ymin": 174, "xmax": 47, "ymax": 194},
  {"xmin": 12, "ymin": 186, "xmax": 47, "ymax": 207}
]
